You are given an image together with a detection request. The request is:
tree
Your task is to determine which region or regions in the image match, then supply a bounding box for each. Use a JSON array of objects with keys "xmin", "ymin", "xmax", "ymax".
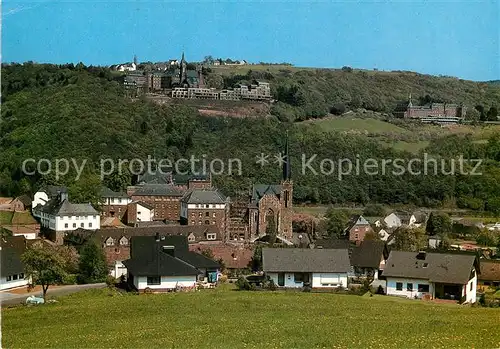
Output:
[
  {"xmin": 330, "ymin": 103, "xmax": 346, "ymax": 115},
  {"xmin": 426, "ymin": 212, "xmax": 452, "ymax": 236},
  {"xmin": 324, "ymin": 209, "xmax": 350, "ymax": 238},
  {"xmin": 391, "ymin": 227, "xmax": 427, "ymax": 252},
  {"xmin": 78, "ymin": 240, "xmax": 108, "ymax": 283},
  {"xmin": 475, "ymin": 229, "xmax": 498, "ymax": 247},
  {"xmin": 363, "ymin": 204, "xmax": 387, "ymax": 217},
  {"xmin": 249, "ymin": 245, "xmax": 263, "ymax": 272},
  {"xmin": 266, "ymin": 214, "xmax": 277, "ymax": 244},
  {"xmin": 22, "ymin": 241, "xmax": 69, "ymax": 301},
  {"xmin": 465, "ymin": 108, "xmax": 480, "ymax": 122},
  {"xmin": 487, "ymin": 106, "xmax": 498, "ymax": 121}
]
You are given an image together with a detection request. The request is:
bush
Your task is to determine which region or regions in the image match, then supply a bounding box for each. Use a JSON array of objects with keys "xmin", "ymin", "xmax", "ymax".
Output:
[
  {"xmin": 330, "ymin": 103, "xmax": 346, "ymax": 115},
  {"xmin": 235, "ymin": 276, "xmax": 251, "ymax": 291},
  {"xmin": 376, "ymin": 285, "xmax": 385, "ymax": 295},
  {"xmin": 62, "ymin": 274, "xmax": 77, "ymax": 285},
  {"xmin": 105, "ymin": 275, "xmax": 116, "ymax": 288}
]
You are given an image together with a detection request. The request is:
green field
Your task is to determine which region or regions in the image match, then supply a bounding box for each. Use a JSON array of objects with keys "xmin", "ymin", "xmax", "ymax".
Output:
[{"xmin": 2, "ymin": 287, "xmax": 500, "ymax": 348}]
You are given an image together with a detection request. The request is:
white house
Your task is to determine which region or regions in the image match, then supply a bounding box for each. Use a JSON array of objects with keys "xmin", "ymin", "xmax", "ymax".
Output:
[
  {"xmin": 262, "ymin": 248, "xmax": 351, "ymax": 289},
  {"xmin": 127, "ymin": 201, "xmax": 154, "ymax": 225},
  {"xmin": 383, "ymin": 251, "xmax": 478, "ymax": 303},
  {"xmin": 0, "ymin": 236, "xmax": 30, "ymax": 291},
  {"xmin": 380, "ymin": 211, "xmax": 427, "ymax": 229},
  {"xmin": 123, "ymin": 235, "xmax": 220, "ymax": 292},
  {"xmin": 33, "ymin": 189, "xmax": 100, "ymax": 243},
  {"xmin": 32, "ymin": 185, "xmax": 68, "ymax": 208},
  {"xmin": 117, "ymin": 62, "xmax": 137, "ymax": 72}
]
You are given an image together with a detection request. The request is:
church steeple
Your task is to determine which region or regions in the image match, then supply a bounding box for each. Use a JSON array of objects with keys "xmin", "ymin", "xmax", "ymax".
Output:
[{"xmin": 282, "ymin": 131, "xmax": 291, "ymax": 181}]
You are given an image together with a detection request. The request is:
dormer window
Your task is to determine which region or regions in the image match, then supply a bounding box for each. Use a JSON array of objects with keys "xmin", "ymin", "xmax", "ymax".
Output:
[
  {"xmin": 119, "ymin": 237, "xmax": 128, "ymax": 246},
  {"xmin": 207, "ymin": 233, "xmax": 216, "ymax": 240},
  {"xmin": 105, "ymin": 237, "xmax": 115, "ymax": 246}
]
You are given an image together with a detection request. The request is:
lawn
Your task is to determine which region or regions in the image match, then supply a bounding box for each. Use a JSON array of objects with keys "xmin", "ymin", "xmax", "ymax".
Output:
[{"xmin": 2, "ymin": 287, "xmax": 500, "ymax": 348}]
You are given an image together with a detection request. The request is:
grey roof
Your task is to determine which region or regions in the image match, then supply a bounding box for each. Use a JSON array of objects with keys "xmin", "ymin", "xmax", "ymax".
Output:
[
  {"xmin": 181, "ymin": 189, "xmax": 228, "ymax": 204},
  {"xmin": 350, "ymin": 240, "xmax": 387, "ymax": 269},
  {"xmin": 0, "ymin": 236, "xmax": 26, "ymax": 277},
  {"xmin": 38, "ymin": 199, "xmax": 98, "ymax": 216},
  {"xmin": 137, "ymin": 169, "xmax": 172, "ymax": 185},
  {"xmin": 262, "ymin": 248, "xmax": 351, "ymax": 273},
  {"xmin": 100, "ymin": 187, "xmax": 129, "ymax": 199},
  {"xmin": 251, "ymin": 184, "xmax": 282, "ymax": 204},
  {"xmin": 314, "ymin": 239, "xmax": 351, "ymax": 250},
  {"xmin": 383, "ymin": 251, "xmax": 477, "ymax": 284},
  {"xmin": 39, "ymin": 185, "xmax": 68, "ymax": 198},
  {"xmin": 132, "ymin": 184, "xmax": 185, "ymax": 197}
]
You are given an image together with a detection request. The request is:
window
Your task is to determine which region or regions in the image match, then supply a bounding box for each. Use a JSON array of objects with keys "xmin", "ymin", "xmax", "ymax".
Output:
[
  {"xmin": 191, "ymin": 221, "xmax": 195, "ymax": 225},
  {"xmin": 147, "ymin": 276, "xmax": 161, "ymax": 285},
  {"xmin": 120, "ymin": 237, "xmax": 128, "ymax": 246},
  {"xmin": 106, "ymin": 238, "xmax": 114, "ymax": 246},
  {"xmin": 118, "ymin": 198, "xmax": 122, "ymax": 204},
  {"xmin": 191, "ymin": 212, "xmax": 195, "ymax": 217},
  {"xmin": 207, "ymin": 233, "xmax": 216, "ymax": 240},
  {"xmin": 294, "ymin": 273, "xmax": 304, "ymax": 283},
  {"xmin": 213, "ymin": 213, "xmax": 216, "ymax": 217},
  {"xmin": 89, "ymin": 222, "xmax": 92, "ymax": 228},
  {"xmin": 199, "ymin": 212, "xmax": 202, "ymax": 217},
  {"xmin": 204, "ymin": 220, "xmax": 210, "ymax": 225},
  {"xmin": 19, "ymin": 273, "xmax": 24, "ymax": 279},
  {"xmin": 418, "ymin": 284, "xmax": 430, "ymax": 292},
  {"xmin": 320, "ymin": 274, "xmax": 340, "ymax": 285},
  {"xmin": 6, "ymin": 276, "xmax": 11, "ymax": 281},
  {"xmin": 65, "ymin": 223, "xmax": 68, "ymax": 228},
  {"xmin": 470, "ymin": 282, "xmax": 473, "ymax": 291},
  {"xmin": 81, "ymin": 223, "xmax": 84, "ymax": 228},
  {"xmin": 396, "ymin": 282, "xmax": 403, "ymax": 291},
  {"xmin": 407, "ymin": 283, "xmax": 413, "ymax": 291},
  {"xmin": 73, "ymin": 223, "xmax": 76, "ymax": 228},
  {"xmin": 138, "ymin": 211, "xmax": 141, "ymax": 215},
  {"xmin": 205, "ymin": 204, "xmax": 209, "ymax": 208},
  {"xmin": 205, "ymin": 212, "xmax": 209, "ymax": 216},
  {"xmin": 354, "ymin": 233, "xmax": 359, "ymax": 240},
  {"xmin": 13, "ymin": 274, "xmax": 18, "ymax": 280}
]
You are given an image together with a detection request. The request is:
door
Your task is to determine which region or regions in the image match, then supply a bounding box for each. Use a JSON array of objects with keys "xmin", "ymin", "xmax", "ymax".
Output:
[{"xmin": 278, "ymin": 273, "xmax": 285, "ymax": 287}]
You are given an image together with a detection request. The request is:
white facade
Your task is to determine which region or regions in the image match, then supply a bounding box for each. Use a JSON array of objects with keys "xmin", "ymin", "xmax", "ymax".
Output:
[
  {"xmin": 386, "ymin": 277, "xmax": 434, "ymax": 299},
  {"xmin": 32, "ymin": 191, "xmax": 49, "ymax": 208},
  {"xmin": 136, "ymin": 203, "xmax": 154, "ymax": 222},
  {"xmin": 267, "ymin": 272, "xmax": 348, "ymax": 289},
  {"xmin": 36, "ymin": 212, "xmax": 100, "ymax": 232},
  {"xmin": 0, "ymin": 274, "xmax": 29, "ymax": 291},
  {"xmin": 386, "ymin": 275, "xmax": 477, "ymax": 303},
  {"xmin": 110, "ymin": 261, "xmax": 128, "ymax": 279},
  {"xmin": 101, "ymin": 197, "xmax": 132, "ymax": 206},
  {"xmin": 180, "ymin": 202, "xmax": 227, "ymax": 219},
  {"xmin": 384, "ymin": 213, "xmax": 402, "ymax": 228},
  {"xmin": 132, "ymin": 275, "xmax": 197, "ymax": 290},
  {"xmin": 13, "ymin": 232, "xmax": 37, "ymax": 240}
]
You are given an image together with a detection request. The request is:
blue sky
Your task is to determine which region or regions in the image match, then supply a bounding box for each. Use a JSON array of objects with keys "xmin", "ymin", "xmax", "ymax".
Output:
[{"xmin": 2, "ymin": 0, "xmax": 499, "ymax": 81}]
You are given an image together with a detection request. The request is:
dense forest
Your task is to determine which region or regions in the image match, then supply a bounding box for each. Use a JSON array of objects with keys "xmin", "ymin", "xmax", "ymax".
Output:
[
  {"xmin": 1, "ymin": 63, "xmax": 500, "ymax": 213},
  {"xmin": 204, "ymin": 66, "xmax": 500, "ymax": 122}
]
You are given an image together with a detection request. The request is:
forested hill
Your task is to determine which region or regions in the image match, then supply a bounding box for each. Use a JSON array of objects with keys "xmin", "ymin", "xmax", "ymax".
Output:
[
  {"xmin": 206, "ymin": 65, "xmax": 500, "ymax": 121},
  {"xmin": 1, "ymin": 63, "xmax": 499, "ymax": 213}
]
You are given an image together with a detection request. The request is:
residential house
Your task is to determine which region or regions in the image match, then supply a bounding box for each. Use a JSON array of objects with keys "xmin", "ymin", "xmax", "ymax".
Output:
[
  {"xmin": 123, "ymin": 235, "xmax": 220, "ymax": 292},
  {"xmin": 33, "ymin": 193, "xmax": 100, "ymax": 244},
  {"xmin": 0, "ymin": 195, "xmax": 32, "ymax": 212},
  {"xmin": 478, "ymin": 260, "xmax": 500, "ymax": 289},
  {"xmin": 32, "ymin": 185, "xmax": 68, "ymax": 208},
  {"xmin": 180, "ymin": 189, "xmax": 230, "ymax": 240},
  {"xmin": 0, "ymin": 236, "xmax": 30, "ymax": 290},
  {"xmin": 350, "ymin": 240, "xmax": 388, "ymax": 280},
  {"xmin": 101, "ymin": 216, "xmax": 127, "ymax": 229},
  {"xmin": 69, "ymin": 225, "xmax": 220, "ymax": 277},
  {"xmin": 345, "ymin": 215, "xmax": 373, "ymax": 244},
  {"xmin": 380, "ymin": 211, "xmax": 427, "ymax": 229},
  {"xmin": 383, "ymin": 251, "xmax": 478, "ymax": 303},
  {"xmin": 100, "ymin": 187, "xmax": 131, "ymax": 220},
  {"xmin": 262, "ymin": 248, "xmax": 351, "ymax": 288},
  {"xmin": 1, "ymin": 211, "xmax": 40, "ymax": 240},
  {"xmin": 127, "ymin": 201, "xmax": 154, "ymax": 225}
]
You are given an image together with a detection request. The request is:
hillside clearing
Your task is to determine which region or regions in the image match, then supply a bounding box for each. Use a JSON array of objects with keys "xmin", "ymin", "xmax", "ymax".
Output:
[{"xmin": 2, "ymin": 288, "xmax": 499, "ymax": 348}]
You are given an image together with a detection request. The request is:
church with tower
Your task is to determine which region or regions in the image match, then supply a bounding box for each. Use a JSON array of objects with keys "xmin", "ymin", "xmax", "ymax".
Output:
[{"xmin": 247, "ymin": 133, "xmax": 294, "ymax": 243}]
